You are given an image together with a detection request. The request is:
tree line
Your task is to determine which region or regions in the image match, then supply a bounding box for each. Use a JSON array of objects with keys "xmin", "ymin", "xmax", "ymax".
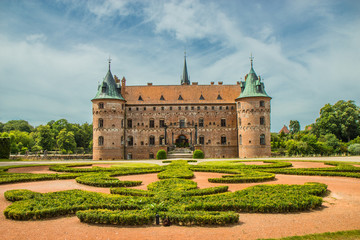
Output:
[
  {"xmin": 272, "ymin": 100, "xmax": 360, "ymax": 156},
  {"xmin": 0, "ymin": 119, "xmax": 92, "ymax": 154}
]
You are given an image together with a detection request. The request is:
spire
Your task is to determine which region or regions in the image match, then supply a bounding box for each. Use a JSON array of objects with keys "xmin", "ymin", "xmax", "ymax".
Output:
[
  {"xmin": 249, "ymin": 53, "xmax": 254, "ymax": 69},
  {"xmin": 108, "ymin": 56, "xmax": 112, "ymax": 71},
  {"xmin": 181, "ymin": 51, "xmax": 190, "ymax": 85}
]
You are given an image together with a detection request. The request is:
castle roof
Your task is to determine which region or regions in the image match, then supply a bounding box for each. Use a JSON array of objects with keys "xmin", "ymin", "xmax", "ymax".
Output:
[
  {"xmin": 123, "ymin": 83, "xmax": 240, "ymax": 105},
  {"xmin": 92, "ymin": 67, "xmax": 125, "ymax": 101},
  {"xmin": 279, "ymin": 125, "xmax": 290, "ymax": 134},
  {"xmin": 236, "ymin": 61, "xmax": 271, "ymax": 100}
]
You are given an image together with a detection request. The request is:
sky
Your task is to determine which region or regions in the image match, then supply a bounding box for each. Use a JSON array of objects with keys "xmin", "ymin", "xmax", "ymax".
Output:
[{"xmin": 0, "ymin": 0, "xmax": 360, "ymax": 132}]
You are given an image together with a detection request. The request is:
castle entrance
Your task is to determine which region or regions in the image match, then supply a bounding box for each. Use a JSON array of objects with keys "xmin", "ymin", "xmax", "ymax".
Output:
[{"xmin": 175, "ymin": 135, "xmax": 189, "ymax": 148}]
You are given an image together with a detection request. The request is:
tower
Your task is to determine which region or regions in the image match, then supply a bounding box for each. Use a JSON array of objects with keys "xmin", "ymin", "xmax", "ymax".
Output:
[
  {"xmin": 181, "ymin": 53, "xmax": 190, "ymax": 85},
  {"xmin": 92, "ymin": 60, "xmax": 126, "ymax": 160},
  {"xmin": 236, "ymin": 56, "xmax": 271, "ymax": 158}
]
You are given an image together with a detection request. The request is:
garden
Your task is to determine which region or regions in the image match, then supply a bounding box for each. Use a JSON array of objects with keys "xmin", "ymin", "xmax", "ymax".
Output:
[{"xmin": 0, "ymin": 159, "xmax": 360, "ymax": 239}]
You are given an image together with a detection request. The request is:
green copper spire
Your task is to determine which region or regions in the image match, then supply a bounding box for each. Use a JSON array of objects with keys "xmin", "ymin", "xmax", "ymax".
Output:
[
  {"xmin": 92, "ymin": 59, "xmax": 125, "ymax": 101},
  {"xmin": 236, "ymin": 56, "xmax": 271, "ymax": 99},
  {"xmin": 181, "ymin": 51, "xmax": 190, "ymax": 85}
]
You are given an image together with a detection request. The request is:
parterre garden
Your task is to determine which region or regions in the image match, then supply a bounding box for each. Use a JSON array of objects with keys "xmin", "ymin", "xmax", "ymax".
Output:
[{"xmin": 1, "ymin": 160, "xmax": 360, "ymax": 226}]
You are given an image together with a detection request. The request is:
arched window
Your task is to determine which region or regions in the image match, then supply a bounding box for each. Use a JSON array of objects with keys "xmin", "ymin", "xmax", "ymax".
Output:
[
  {"xmin": 260, "ymin": 117, "xmax": 265, "ymax": 125},
  {"xmin": 98, "ymin": 136, "xmax": 104, "ymax": 146},
  {"xmin": 98, "ymin": 102, "xmax": 104, "ymax": 109},
  {"xmin": 149, "ymin": 136, "xmax": 155, "ymax": 146},
  {"xmin": 239, "ymin": 134, "xmax": 242, "ymax": 145},
  {"xmin": 127, "ymin": 136, "xmax": 133, "ymax": 146},
  {"xmin": 199, "ymin": 135, "xmax": 205, "ymax": 145},
  {"xmin": 159, "ymin": 135, "xmax": 164, "ymax": 145},
  {"xmin": 221, "ymin": 135, "xmax": 227, "ymax": 145},
  {"xmin": 199, "ymin": 118, "xmax": 204, "ymax": 127},
  {"xmin": 260, "ymin": 101, "xmax": 265, "ymax": 107},
  {"xmin": 98, "ymin": 118, "xmax": 103, "ymax": 128},
  {"xmin": 260, "ymin": 134, "xmax": 265, "ymax": 145},
  {"xmin": 149, "ymin": 119, "xmax": 155, "ymax": 128}
]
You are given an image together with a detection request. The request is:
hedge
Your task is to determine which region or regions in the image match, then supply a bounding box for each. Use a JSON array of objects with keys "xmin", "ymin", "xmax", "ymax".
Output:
[
  {"xmin": 75, "ymin": 174, "xmax": 142, "ymax": 188},
  {"xmin": 208, "ymin": 171, "xmax": 275, "ymax": 183},
  {"xmin": 156, "ymin": 149, "xmax": 167, "ymax": 160},
  {"xmin": 0, "ymin": 138, "xmax": 10, "ymax": 159},
  {"xmin": 158, "ymin": 160, "xmax": 194, "ymax": 179},
  {"xmin": 110, "ymin": 188, "xmax": 154, "ymax": 197},
  {"xmin": 182, "ymin": 186, "xmax": 228, "ymax": 197},
  {"xmin": 193, "ymin": 150, "xmax": 204, "ymax": 159}
]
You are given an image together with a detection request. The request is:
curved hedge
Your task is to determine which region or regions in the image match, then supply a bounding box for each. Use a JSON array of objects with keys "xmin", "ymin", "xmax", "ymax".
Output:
[
  {"xmin": 208, "ymin": 170, "xmax": 275, "ymax": 183},
  {"xmin": 76, "ymin": 174, "xmax": 142, "ymax": 188},
  {"xmin": 110, "ymin": 188, "xmax": 154, "ymax": 197}
]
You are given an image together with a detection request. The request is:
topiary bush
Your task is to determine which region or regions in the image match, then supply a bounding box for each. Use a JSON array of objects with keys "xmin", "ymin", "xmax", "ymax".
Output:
[
  {"xmin": 348, "ymin": 144, "xmax": 360, "ymax": 155},
  {"xmin": 156, "ymin": 149, "xmax": 167, "ymax": 160},
  {"xmin": 0, "ymin": 138, "xmax": 10, "ymax": 159},
  {"xmin": 193, "ymin": 149, "xmax": 204, "ymax": 159}
]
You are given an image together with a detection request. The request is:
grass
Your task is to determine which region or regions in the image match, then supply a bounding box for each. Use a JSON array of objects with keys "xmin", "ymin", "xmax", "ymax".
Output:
[{"xmin": 260, "ymin": 229, "xmax": 360, "ymax": 240}]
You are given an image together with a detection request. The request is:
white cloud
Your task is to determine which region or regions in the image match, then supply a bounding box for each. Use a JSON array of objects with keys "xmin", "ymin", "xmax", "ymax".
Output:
[{"xmin": 25, "ymin": 33, "xmax": 47, "ymax": 43}]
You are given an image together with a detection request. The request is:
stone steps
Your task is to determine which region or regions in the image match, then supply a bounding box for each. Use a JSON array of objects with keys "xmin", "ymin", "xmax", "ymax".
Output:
[{"xmin": 167, "ymin": 153, "xmax": 193, "ymax": 159}]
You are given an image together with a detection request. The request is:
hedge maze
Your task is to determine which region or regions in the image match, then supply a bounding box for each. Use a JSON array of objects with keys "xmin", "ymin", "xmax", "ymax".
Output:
[{"xmin": 2, "ymin": 159, "xmax": 360, "ymax": 226}]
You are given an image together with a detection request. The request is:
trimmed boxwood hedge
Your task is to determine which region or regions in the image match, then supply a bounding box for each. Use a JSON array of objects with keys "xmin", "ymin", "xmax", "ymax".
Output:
[
  {"xmin": 156, "ymin": 149, "xmax": 167, "ymax": 160},
  {"xmin": 75, "ymin": 173, "xmax": 142, "ymax": 188},
  {"xmin": 110, "ymin": 188, "xmax": 154, "ymax": 197},
  {"xmin": 193, "ymin": 150, "xmax": 204, "ymax": 159}
]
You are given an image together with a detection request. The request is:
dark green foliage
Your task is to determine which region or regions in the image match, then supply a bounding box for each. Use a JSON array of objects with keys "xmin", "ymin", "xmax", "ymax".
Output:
[
  {"xmin": 159, "ymin": 211, "xmax": 239, "ymax": 225},
  {"xmin": 77, "ymin": 209, "xmax": 155, "ymax": 225},
  {"xmin": 75, "ymin": 173, "xmax": 142, "ymax": 188},
  {"xmin": 3, "ymin": 120, "xmax": 33, "ymax": 133},
  {"xmin": 156, "ymin": 149, "xmax": 167, "ymax": 159},
  {"xmin": 348, "ymin": 143, "xmax": 360, "ymax": 155},
  {"xmin": 5, "ymin": 189, "xmax": 42, "ymax": 202},
  {"xmin": 193, "ymin": 149, "xmax": 204, "ymax": 159},
  {"xmin": 0, "ymin": 138, "xmax": 10, "ymax": 159},
  {"xmin": 111, "ymin": 188, "xmax": 154, "ymax": 197},
  {"xmin": 4, "ymin": 189, "xmax": 146, "ymax": 220},
  {"xmin": 182, "ymin": 186, "xmax": 228, "ymax": 196},
  {"xmin": 208, "ymin": 170, "xmax": 275, "ymax": 183},
  {"xmin": 289, "ymin": 120, "xmax": 300, "ymax": 134}
]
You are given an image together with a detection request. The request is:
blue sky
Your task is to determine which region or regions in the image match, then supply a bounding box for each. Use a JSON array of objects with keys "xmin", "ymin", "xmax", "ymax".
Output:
[{"xmin": 0, "ymin": 0, "xmax": 360, "ymax": 132}]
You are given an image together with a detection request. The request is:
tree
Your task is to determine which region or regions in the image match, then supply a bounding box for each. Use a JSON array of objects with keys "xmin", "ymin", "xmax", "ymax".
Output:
[
  {"xmin": 3, "ymin": 120, "xmax": 34, "ymax": 133},
  {"xmin": 289, "ymin": 120, "xmax": 300, "ymax": 134},
  {"xmin": 56, "ymin": 129, "xmax": 76, "ymax": 153},
  {"xmin": 33, "ymin": 125, "xmax": 56, "ymax": 151},
  {"xmin": 312, "ymin": 100, "xmax": 360, "ymax": 142},
  {"xmin": 0, "ymin": 122, "xmax": 4, "ymax": 132}
]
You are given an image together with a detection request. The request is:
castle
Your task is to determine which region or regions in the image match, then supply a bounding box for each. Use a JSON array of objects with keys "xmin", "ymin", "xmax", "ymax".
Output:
[{"xmin": 92, "ymin": 55, "xmax": 271, "ymax": 160}]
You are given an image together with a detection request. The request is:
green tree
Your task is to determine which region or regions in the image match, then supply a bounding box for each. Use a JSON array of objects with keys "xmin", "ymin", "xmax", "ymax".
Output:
[
  {"xmin": 313, "ymin": 100, "xmax": 360, "ymax": 142},
  {"xmin": 0, "ymin": 122, "xmax": 4, "ymax": 132},
  {"xmin": 33, "ymin": 125, "xmax": 56, "ymax": 151},
  {"xmin": 289, "ymin": 120, "xmax": 300, "ymax": 134},
  {"xmin": 3, "ymin": 120, "xmax": 34, "ymax": 133},
  {"xmin": 56, "ymin": 129, "xmax": 76, "ymax": 153}
]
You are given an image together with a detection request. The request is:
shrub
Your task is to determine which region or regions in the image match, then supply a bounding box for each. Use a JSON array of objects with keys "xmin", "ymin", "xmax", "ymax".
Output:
[
  {"xmin": 0, "ymin": 138, "xmax": 10, "ymax": 159},
  {"xmin": 75, "ymin": 173, "xmax": 142, "ymax": 188},
  {"xmin": 193, "ymin": 149, "xmax": 204, "ymax": 159},
  {"xmin": 348, "ymin": 144, "xmax": 360, "ymax": 155},
  {"xmin": 156, "ymin": 149, "xmax": 167, "ymax": 160}
]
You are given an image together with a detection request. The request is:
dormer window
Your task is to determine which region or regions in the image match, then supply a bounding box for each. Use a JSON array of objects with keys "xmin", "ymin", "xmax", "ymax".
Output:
[
  {"xmin": 138, "ymin": 96, "xmax": 143, "ymax": 101},
  {"xmin": 178, "ymin": 95, "xmax": 183, "ymax": 100},
  {"xmin": 160, "ymin": 95, "xmax": 165, "ymax": 100},
  {"xmin": 101, "ymin": 83, "xmax": 107, "ymax": 93},
  {"xmin": 200, "ymin": 94, "xmax": 205, "ymax": 100},
  {"xmin": 217, "ymin": 94, "xmax": 222, "ymax": 100}
]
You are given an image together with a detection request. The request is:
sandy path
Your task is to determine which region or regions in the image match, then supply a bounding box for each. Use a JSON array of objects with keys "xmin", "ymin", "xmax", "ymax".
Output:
[{"xmin": 0, "ymin": 163, "xmax": 360, "ymax": 240}]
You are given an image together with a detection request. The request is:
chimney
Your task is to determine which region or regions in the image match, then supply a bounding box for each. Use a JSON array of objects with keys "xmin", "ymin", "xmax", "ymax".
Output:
[
  {"xmin": 192, "ymin": 82, "xmax": 198, "ymax": 85},
  {"xmin": 121, "ymin": 77, "xmax": 126, "ymax": 96},
  {"xmin": 236, "ymin": 81, "xmax": 240, "ymax": 85},
  {"xmin": 210, "ymin": 82, "xmax": 214, "ymax": 85},
  {"xmin": 147, "ymin": 82, "xmax": 153, "ymax": 86},
  {"xmin": 218, "ymin": 81, "xmax": 223, "ymax": 85}
]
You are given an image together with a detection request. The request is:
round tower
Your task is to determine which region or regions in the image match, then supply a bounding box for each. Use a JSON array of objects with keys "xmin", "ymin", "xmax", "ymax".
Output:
[
  {"xmin": 92, "ymin": 61, "xmax": 126, "ymax": 160},
  {"xmin": 236, "ymin": 57, "xmax": 271, "ymax": 158}
]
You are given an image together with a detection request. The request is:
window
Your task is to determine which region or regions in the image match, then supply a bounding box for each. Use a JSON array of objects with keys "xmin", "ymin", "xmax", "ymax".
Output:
[
  {"xmin": 98, "ymin": 136, "xmax": 104, "ymax": 146},
  {"xmin": 204, "ymin": 106, "xmax": 207, "ymax": 110},
  {"xmin": 212, "ymin": 106, "xmax": 215, "ymax": 110},
  {"xmin": 260, "ymin": 101, "xmax": 265, "ymax": 107},
  {"xmin": 199, "ymin": 118, "xmax": 204, "ymax": 127},
  {"xmin": 185, "ymin": 106, "xmax": 188, "ymax": 110},
  {"xmin": 260, "ymin": 134, "xmax": 265, "ymax": 145},
  {"xmin": 178, "ymin": 95, "xmax": 183, "ymax": 100},
  {"xmin": 127, "ymin": 136, "xmax": 133, "ymax": 146},
  {"xmin": 149, "ymin": 153, "xmax": 154, "ymax": 159},
  {"xmin": 226, "ymin": 106, "xmax": 229, "ymax": 110},
  {"xmin": 239, "ymin": 135, "xmax": 242, "ymax": 145},
  {"xmin": 200, "ymin": 94, "xmax": 205, "ymax": 100},
  {"xmin": 191, "ymin": 106, "xmax": 194, "ymax": 110},
  {"xmin": 221, "ymin": 136, "xmax": 227, "ymax": 145},
  {"xmin": 170, "ymin": 106, "xmax": 173, "ymax": 110},
  {"xmin": 159, "ymin": 119, "xmax": 165, "ymax": 128},
  {"xmin": 160, "ymin": 95, "xmax": 165, "ymax": 100},
  {"xmin": 128, "ymin": 107, "xmax": 131, "ymax": 111},
  {"xmin": 231, "ymin": 106, "xmax": 234, "ymax": 110},
  {"xmin": 159, "ymin": 135, "xmax": 165, "ymax": 145},
  {"xmin": 221, "ymin": 119, "xmax": 226, "ymax": 127},
  {"xmin": 98, "ymin": 102, "xmax": 104, "ymax": 109},
  {"xmin": 161, "ymin": 107, "xmax": 164, "ymax": 110},
  {"xmin": 219, "ymin": 106, "xmax": 223, "ymax": 110},
  {"xmin": 149, "ymin": 136, "xmax": 155, "ymax": 145},
  {"xmin": 127, "ymin": 119, "xmax": 132, "ymax": 128},
  {"xmin": 199, "ymin": 136, "xmax": 205, "ymax": 145},
  {"xmin": 121, "ymin": 119, "xmax": 124, "ymax": 128},
  {"xmin": 144, "ymin": 107, "xmax": 146, "ymax": 110},
  {"xmin": 127, "ymin": 153, "xmax": 132, "ymax": 160},
  {"xmin": 98, "ymin": 118, "xmax": 103, "ymax": 128},
  {"xmin": 239, "ymin": 118, "xmax": 241, "ymax": 126},
  {"xmin": 153, "ymin": 107, "xmax": 156, "ymax": 111},
  {"xmin": 260, "ymin": 117, "xmax": 265, "ymax": 125},
  {"xmin": 136, "ymin": 107, "xmax": 139, "ymax": 111},
  {"xmin": 102, "ymin": 85, "xmax": 106, "ymax": 93},
  {"xmin": 217, "ymin": 94, "xmax": 222, "ymax": 100},
  {"xmin": 179, "ymin": 119, "xmax": 185, "ymax": 128},
  {"xmin": 149, "ymin": 119, "xmax": 154, "ymax": 128},
  {"xmin": 121, "ymin": 136, "xmax": 124, "ymax": 144},
  {"xmin": 197, "ymin": 106, "xmax": 200, "ymax": 110},
  {"xmin": 138, "ymin": 96, "xmax": 143, "ymax": 101},
  {"xmin": 178, "ymin": 106, "xmax": 181, "ymax": 110}
]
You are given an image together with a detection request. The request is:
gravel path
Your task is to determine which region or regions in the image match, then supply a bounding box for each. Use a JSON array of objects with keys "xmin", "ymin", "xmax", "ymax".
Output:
[{"xmin": 0, "ymin": 162, "xmax": 359, "ymax": 240}]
